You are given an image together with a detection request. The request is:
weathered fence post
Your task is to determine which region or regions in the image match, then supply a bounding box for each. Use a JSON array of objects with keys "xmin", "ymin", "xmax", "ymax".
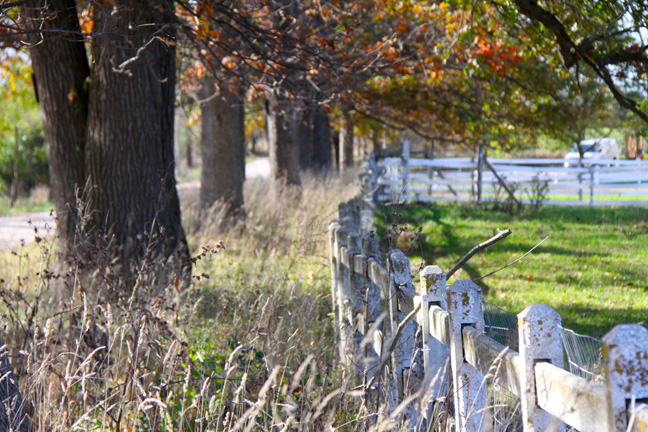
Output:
[
  {"xmin": 418, "ymin": 266, "xmax": 449, "ymax": 402},
  {"xmin": 334, "ymin": 226, "xmax": 351, "ymax": 365},
  {"xmin": 361, "ymin": 232, "xmax": 381, "ymax": 380},
  {"xmin": 360, "ymin": 199, "xmax": 375, "ymax": 233},
  {"xmin": 347, "ymin": 232, "xmax": 363, "ymax": 331},
  {"xmin": 447, "ymin": 280, "xmax": 487, "ymax": 432},
  {"xmin": 329, "ymin": 221, "xmax": 342, "ymax": 343},
  {"xmin": 388, "ymin": 250, "xmax": 418, "ymax": 401},
  {"xmin": 602, "ymin": 324, "xmax": 648, "ymax": 431},
  {"xmin": 518, "ymin": 304, "xmax": 565, "ymax": 432}
]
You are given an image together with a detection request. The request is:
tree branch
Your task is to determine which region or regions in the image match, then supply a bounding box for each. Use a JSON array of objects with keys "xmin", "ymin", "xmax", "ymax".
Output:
[{"xmin": 447, "ymin": 229, "xmax": 512, "ymax": 279}]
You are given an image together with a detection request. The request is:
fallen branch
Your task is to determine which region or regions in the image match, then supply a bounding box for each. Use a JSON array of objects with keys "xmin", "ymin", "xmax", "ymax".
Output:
[
  {"xmin": 447, "ymin": 229, "xmax": 512, "ymax": 279},
  {"xmin": 472, "ymin": 236, "xmax": 549, "ymax": 282}
]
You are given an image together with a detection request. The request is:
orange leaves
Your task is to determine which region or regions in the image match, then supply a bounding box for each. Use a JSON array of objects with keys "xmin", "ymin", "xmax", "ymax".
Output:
[
  {"xmin": 473, "ymin": 37, "xmax": 523, "ymax": 76},
  {"xmin": 79, "ymin": 7, "xmax": 93, "ymax": 34}
]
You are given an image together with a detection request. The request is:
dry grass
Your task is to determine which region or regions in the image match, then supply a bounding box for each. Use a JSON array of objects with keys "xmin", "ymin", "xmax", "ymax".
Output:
[
  {"xmin": 0, "ymin": 170, "xmax": 538, "ymax": 432},
  {"xmin": 0, "ymin": 172, "xmax": 395, "ymax": 431}
]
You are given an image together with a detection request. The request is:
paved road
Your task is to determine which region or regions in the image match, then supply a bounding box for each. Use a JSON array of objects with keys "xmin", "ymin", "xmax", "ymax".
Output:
[{"xmin": 0, "ymin": 158, "xmax": 270, "ymax": 251}]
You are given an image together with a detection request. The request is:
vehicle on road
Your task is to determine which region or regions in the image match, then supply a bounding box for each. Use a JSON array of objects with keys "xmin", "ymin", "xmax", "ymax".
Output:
[{"xmin": 564, "ymin": 138, "xmax": 621, "ymax": 167}]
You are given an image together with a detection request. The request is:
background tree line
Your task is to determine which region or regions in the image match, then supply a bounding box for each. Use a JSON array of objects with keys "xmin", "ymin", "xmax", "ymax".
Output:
[{"xmin": 0, "ymin": 0, "xmax": 646, "ymax": 273}]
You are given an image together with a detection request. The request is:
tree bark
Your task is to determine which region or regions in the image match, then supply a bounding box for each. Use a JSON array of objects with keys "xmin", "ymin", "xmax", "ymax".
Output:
[
  {"xmin": 0, "ymin": 340, "xmax": 29, "ymax": 432},
  {"xmin": 26, "ymin": 0, "xmax": 188, "ymax": 269},
  {"xmin": 199, "ymin": 76, "xmax": 245, "ymax": 218},
  {"xmin": 266, "ymin": 95, "xmax": 301, "ymax": 188},
  {"xmin": 340, "ymin": 109, "xmax": 355, "ymax": 171},
  {"xmin": 311, "ymin": 106, "xmax": 333, "ymax": 170},
  {"xmin": 297, "ymin": 106, "xmax": 314, "ymax": 170},
  {"xmin": 22, "ymin": 0, "xmax": 90, "ymax": 259},
  {"xmin": 84, "ymin": 1, "xmax": 186, "ymax": 265}
]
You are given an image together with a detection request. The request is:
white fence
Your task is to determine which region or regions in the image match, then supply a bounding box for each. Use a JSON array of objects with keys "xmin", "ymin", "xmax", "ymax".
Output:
[
  {"xmin": 376, "ymin": 155, "xmax": 648, "ymax": 207},
  {"xmin": 331, "ymin": 170, "xmax": 648, "ymax": 431}
]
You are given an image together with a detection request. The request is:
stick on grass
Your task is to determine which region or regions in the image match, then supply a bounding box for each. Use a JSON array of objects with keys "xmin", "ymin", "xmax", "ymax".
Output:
[{"xmin": 447, "ymin": 229, "xmax": 512, "ymax": 279}]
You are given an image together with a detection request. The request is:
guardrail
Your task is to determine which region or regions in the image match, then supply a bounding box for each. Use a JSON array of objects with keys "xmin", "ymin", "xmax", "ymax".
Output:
[{"xmin": 330, "ymin": 162, "xmax": 648, "ymax": 431}]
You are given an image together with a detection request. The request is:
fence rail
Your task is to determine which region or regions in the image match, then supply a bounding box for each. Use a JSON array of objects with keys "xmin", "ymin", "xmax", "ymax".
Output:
[
  {"xmin": 375, "ymin": 153, "xmax": 648, "ymax": 207},
  {"xmin": 330, "ymin": 161, "xmax": 648, "ymax": 431}
]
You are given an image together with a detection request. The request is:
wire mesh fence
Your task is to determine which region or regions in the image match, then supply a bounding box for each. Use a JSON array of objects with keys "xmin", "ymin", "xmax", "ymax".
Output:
[
  {"xmin": 483, "ymin": 301, "xmax": 519, "ymax": 352},
  {"xmin": 482, "ymin": 300, "xmax": 605, "ymax": 430},
  {"xmin": 559, "ymin": 325, "xmax": 604, "ymax": 383}
]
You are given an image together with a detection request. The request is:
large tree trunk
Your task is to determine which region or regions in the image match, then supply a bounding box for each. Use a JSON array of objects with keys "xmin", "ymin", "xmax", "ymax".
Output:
[
  {"xmin": 340, "ymin": 109, "xmax": 355, "ymax": 171},
  {"xmin": 85, "ymin": 1, "xmax": 186, "ymax": 266},
  {"xmin": 23, "ymin": 0, "xmax": 89, "ymax": 260},
  {"xmin": 0, "ymin": 340, "xmax": 29, "ymax": 432},
  {"xmin": 266, "ymin": 95, "xmax": 301, "ymax": 188},
  {"xmin": 311, "ymin": 106, "xmax": 333, "ymax": 170},
  {"xmin": 199, "ymin": 76, "xmax": 245, "ymax": 217},
  {"xmin": 26, "ymin": 0, "xmax": 188, "ymax": 270},
  {"xmin": 297, "ymin": 106, "xmax": 314, "ymax": 170}
]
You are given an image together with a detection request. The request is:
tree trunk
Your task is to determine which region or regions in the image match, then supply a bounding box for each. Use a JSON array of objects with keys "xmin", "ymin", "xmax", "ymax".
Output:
[
  {"xmin": 332, "ymin": 129, "xmax": 340, "ymax": 171},
  {"xmin": 297, "ymin": 106, "xmax": 314, "ymax": 170},
  {"xmin": 23, "ymin": 0, "xmax": 89, "ymax": 259},
  {"xmin": 266, "ymin": 95, "xmax": 301, "ymax": 188},
  {"xmin": 84, "ymin": 1, "xmax": 186, "ymax": 266},
  {"xmin": 26, "ymin": 0, "xmax": 188, "ymax": 269},
  {"xmin": 0, "ymin": 340, "xmax": 29, "ymax": 432},
  {"xmin": 199, "ymin": 76, "xmax": 245, "ymax": 218},
  {"xmin": 371, "ymin": 129, "xmax": 381, "ymax": 157},
  {"xmin": 311, "ymin": 106, "xmax": 333, "ymax": 170},
  {"xmin": 185, "ymin": 126, "xmax": 194, "ymax": 169},
  {"xmin": 340, "ymin": 109, "xmax": 355, "ymax": 171}
]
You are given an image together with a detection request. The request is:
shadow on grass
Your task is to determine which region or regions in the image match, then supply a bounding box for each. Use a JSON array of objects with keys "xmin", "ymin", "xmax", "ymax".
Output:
[{"xmin": 558, "ymin": 305, "xmax": 647, "ymax": 338}]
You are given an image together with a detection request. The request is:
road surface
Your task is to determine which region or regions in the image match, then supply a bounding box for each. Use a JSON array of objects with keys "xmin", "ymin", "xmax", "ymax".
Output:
[{"xmin": 0, "ymin": 158, "xmax": 270, "ymax": 251}]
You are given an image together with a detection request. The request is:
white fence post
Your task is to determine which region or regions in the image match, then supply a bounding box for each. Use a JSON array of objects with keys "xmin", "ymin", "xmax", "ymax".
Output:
[
  {"xmin": 602, "ymin": 324, "xmax": 648, "ymax": 431},
  {"xmin": 347, "ymin": 233, "xmax": 363, "ymax": 315},
  {"xmin": 388, "ymin": 250, "xmax": 418, "ymax": 401},
  {"xmin": 334, "ymin": 226, "xmax": 351, "ymax": 366},
  {"xmin": 447, "ymin": 280, "xmax": 487, "ymax": 431},
  {"xmin": 361, "ymin": 232, "xmax": 381, "ymax": 325},
  {"xmin": 518, "ymin": 304, "xmax": 565, "ymax": 432},
  {"xmin": 329, "ymin": 221, "xmax": 342, "ymax": 343},
  {"xmin": 361, "ymin": 232, "xmax": 381, "ymax": 379},
  {"xmin": 418, "ymin": 266, "xmax": 449, "ymax": 403}
]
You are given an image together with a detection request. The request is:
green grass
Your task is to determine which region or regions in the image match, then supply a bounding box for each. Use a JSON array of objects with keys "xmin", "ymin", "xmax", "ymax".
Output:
[{"xmin": 375, "ymin": 202, "xmax": 648, "ymax": 337}]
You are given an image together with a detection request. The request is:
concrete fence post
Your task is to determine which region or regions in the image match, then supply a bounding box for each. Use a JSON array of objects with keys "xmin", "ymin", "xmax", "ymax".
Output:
[
  {"xmin": 361, "ymin": 232, "xmax": 381, "ymax": 326},
  {"xmin": 447, "ymin": 280, "xmax": 487, "ymax": 432},
  {"xmin": 329, "ymin": 221, "xmax": 342, "ymax": 342},
  {"xmin": 347, "ymin": 232, "xmax": 363, "ymax": 324},
  {"xmin": 361, "ymin": 232, "xmax": 381, "ymax": 379},
  {"xmin": 418, "ymin": 266, "xmax": 449, "ymax": 402},
  {"xmin": 388, "ymin": 250, "xmax": 418, "ymax": 401},
  {"xmin": 602, "ymin": 324, "xmax": 648, "ymax": 431},
  {"xmin": 334, "ymin": 226, "xmax": 350, "ymax": 365},
  {"xmin": 518, "ymin": 304, "xmax": 565, "ymax": 432}
]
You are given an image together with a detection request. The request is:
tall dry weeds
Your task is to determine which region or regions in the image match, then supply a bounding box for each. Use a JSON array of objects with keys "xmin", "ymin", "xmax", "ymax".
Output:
[{"xmin": 0, "ymin": 172, "xmax": 388, "ymax": 431}]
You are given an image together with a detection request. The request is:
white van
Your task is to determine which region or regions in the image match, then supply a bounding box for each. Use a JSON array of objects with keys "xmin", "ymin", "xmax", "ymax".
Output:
[{"xmin": 564, "ymin": 138, "xmax": 621, "ymax": 167}]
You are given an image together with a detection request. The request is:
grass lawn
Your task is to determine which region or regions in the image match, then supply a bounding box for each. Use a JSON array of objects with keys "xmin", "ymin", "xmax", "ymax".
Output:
[{"xmin": 375, "ymin": 202, "xmax": 648, "ymax": 337}]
